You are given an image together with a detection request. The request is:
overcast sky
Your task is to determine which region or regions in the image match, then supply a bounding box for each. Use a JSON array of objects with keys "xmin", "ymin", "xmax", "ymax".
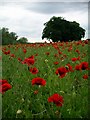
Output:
[{"xmin": 0, "ymin": 0, "xmax": 89, "ymax": 43}]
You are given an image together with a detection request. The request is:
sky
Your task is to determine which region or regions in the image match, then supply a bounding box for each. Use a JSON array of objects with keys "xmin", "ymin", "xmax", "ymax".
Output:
[{"xmin": 0, "ymin": 0, "xmax": 89, "ymax": 43}]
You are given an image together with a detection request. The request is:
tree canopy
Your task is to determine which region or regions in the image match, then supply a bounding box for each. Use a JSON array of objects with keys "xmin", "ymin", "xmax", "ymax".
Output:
[
  {"xmin": 0, "ymin": 27, "xmax": 28, "ymax": 45},
  {"xmin": 42, "ymin": 16, "xmax": 85, "ymax": 42},
  {"xmin": 0, "ymin": 27, "xmax": 18, "ymax": 45},
  {"xmin": 17, "ymin": 37, "xmax": 28, "ymax": 44}
]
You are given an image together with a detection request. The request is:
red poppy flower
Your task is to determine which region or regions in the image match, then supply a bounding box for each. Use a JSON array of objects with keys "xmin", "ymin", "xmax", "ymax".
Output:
[
  {"xmin": 1, "ymin": 83, "xmax": 12, "ymax": 94},
  {"xmin": 54, "ymin": 62, "xmax": 59, "ymax": 65},
  {"xmin": 76, "ymin": 41, "xmax": 81, "ymax": 45},
  {"xmin": 45, "ymin": 52, "xmax": 50, "ymax": 55},
  {"xmin": 22, "ymin": 57, "xmax": 35, "ymax": 66},
  {"xmin": 68, "ymin": 47, "xmax": 72, "ymax": 52},
  {"xmin": 35, "ymin": 54, "xmax": 38, "ymax": 56},
  {"xmin": 28, "ymin": 55, "xmax": 34, "ymax": 59},
  {"xmin": 75, "ymin": 49, "xmax": 80, "ymax": 54},
  {"xmin": 65, "ymin": 64, "xmax": 73, "ymax": 72},
  {"xmin": 82, "ymin": 43, "xmax": 85, "ymax": 46},
  {"xmin": 77, "ymin": 56, "xmax": 81, "ymax": 61},
  {"xmin": 7, "ymin": 50, "xmax": 10, "ymax": 54},
  {"xmin": 3, "ymin": 47, "xmax": 6, "ymax": 51},
  {"xmin": 71, "ymin": 58, "xmax": 77, "ymax": 62},
  {"xmin": 58, "ymin": 51, "xmax": 62, "ymax": 55},
  {"xmin": 23, "ymin": 49, "xmax": 27, "ymax": 53},
  {"xmin": 31, "ymin": 77, "xmax": 46, "ymax": 86},
  {"xmin": 4, "ymin": 50, "xmax": 10, "ymax": 55},
  {"xmin": 0, "ymin": 79, "xmax": 8, "ymax": 85},
  {"xmin": 10, "ymin": 54, "xmax": 15, "ymax": 57},
  {"xmin": 84, "ymin": 40, "xmax": 88, "ymax": 44},
  {"xmin": 18, "ymin": 58, "xmax": 22, "ymax": 62},
  {"xmin": 60, "ymin": 43, "xmax": 64, "ymax": 46},
  {"xmin": 29, "ymin": 67, "xmax": 38, "ymax": 74},
  {"xmin": 81, "ymin": 62, "xmax": 88, "ymax": 70},
  {"xmin": 75, "ymin": 64, "xmax": 81, "ymax": 71},
  {"xmin": 55, "ymin": 67, "xmax": 67, "ymax": 78},
  {"xmin": 48, "ymin": 93, "xmax": 64, "ymax": 107},
  {"xmin": 83, "ymin": 74, "xmax": 88, "ymax": 79},
  {"xmin": 0, "ymin": 80, "xmax": 12, "ymax": 94}
]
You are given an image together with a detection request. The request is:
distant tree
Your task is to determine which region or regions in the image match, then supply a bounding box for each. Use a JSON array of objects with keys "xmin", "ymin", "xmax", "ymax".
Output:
[
  {"xmin": 17, "ymin": 37, "xmax": 28, "ymax": 44},
  {"xmin": 0, "ymin": 27, "xmax": 18, "ymax": 45},
  {"xmin": 42, "ymin": 16, "xmax": 85, "ymax": 42}
]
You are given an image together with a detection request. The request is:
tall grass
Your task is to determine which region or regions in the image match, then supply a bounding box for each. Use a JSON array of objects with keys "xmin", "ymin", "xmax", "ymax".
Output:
[{"xmin": 1, "ymin": 40, "xmax": 88, "ymax": 119}]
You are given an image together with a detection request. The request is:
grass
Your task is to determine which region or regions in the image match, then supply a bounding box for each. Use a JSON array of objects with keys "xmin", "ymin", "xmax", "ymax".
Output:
[{"xmin": 1, "ymin": 40, "xmax": 88, "ymax": 119}]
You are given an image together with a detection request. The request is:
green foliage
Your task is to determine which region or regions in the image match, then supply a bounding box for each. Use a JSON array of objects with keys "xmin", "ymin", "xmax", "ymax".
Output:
[
  {"xmin": 17, "ymin": 37, "xmax": 28, "ymax": 44},
  {"xmin": 1, "ymin": 27, "xmax": 18, "ymax": 45},
  {"xmin": 1, "ymin": 41, "xmax": 88, "ymax": 119},
  {"xmin": 0, "ymin": 27, "xmax": 28, "ymax": 45},
  {"xmin": 42, "ymin": 16, "xmax": 85, "ymax": 42}
]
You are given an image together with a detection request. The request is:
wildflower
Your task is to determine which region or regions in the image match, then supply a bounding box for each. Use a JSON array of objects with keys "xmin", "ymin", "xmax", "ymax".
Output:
[
  {"xmin": 23, "ymin": 49, "xmax": 27, "ymax": 53},
  {"xmin": 0, "ymin": 79, "xmax": 8, "ymax": 85},
  {"xmin": 75, "ymin": 49, "xmax": 80, "ymax": 54},
  {"xmin": 77, "ymin": 56, "xmax": 81, "ymax": 61},
  {"xmin": 44, "ymin": 59, "xmax": 48, "ymax": 63},
  {"xmin": 45, "ymin": 52, "xmax": 50, "ymax": 55},
  {"xmin": 18, "ymin": 57, "xmax": 22, "ymax": 62},
  {"xmin": 68, "ymin": 47, "xmax": 72, "ymax": 52},
  {"xmin": 84, "ymin": 40, "xmax": 88, "ymax": 44},
  {"xmin": 16, "ymin": 110, "xmax": 22, "ymax": 114},
  {"xmin": 29, "ymin": 67, "xmax": 38, "ymax": 74},
  {"xmin": 28, "ymin": 55, "xmax": 34, "ymax": 59},
  {"xmin": 31, "ymin": 77, "xmax": 46, "ymax": 86},
  {"xmin": 65, "ymin": 64, "xmax": 73, "ymax": 72},
  {"xmin": 55, "ymin": 67, "xmax": 67, "ymax": 78},
  {"xmin": 75, "ymin": 64, "xmax": 81, "ymax": 71},
  {"xmin": 22, "ymin": 56, "xmax": 35, "ymax": 66},
  {"xmin": 10, "ymin": 54, "xmax": 15, "ymax": 57},
  {"xmin": 48, "ymin": 93, "xmax": 64, "ymax": 107},
  {"xmin": 35, "ymin": 54, "xmax": 38, "ymax": 56},
  {"xmin": 4, "ymin": 50, "xmax": 10, "ymax": 55},
  {"xmin": 1, "ymin": 83, "xmax": 12, "ymax": 93},
  {"xmin": 58, "ymin": 51, "xmax": 62, "ymax": 55},
  {"xmin": 71, "ymin": 57, "xmax": 77, "ymax": 62},
  {"xmin": 81, "ymin": 62, "xmax": 88, "ymax": 70},
  {"xmin": 54, "ymin": 62, "xmax": 59, "ymax": 65},
  {"xmin": 83, "ymin": 74, "xmax": 88, "ymax": 79},
  {"xmin": 0, "ymin": 80, "xmax": 12, "ymax": 94}
]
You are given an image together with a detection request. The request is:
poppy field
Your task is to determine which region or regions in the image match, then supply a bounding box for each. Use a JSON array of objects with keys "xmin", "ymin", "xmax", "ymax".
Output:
[{"xmin": 1, "ymin": 40, "xmax": 89, "ymax": 119}]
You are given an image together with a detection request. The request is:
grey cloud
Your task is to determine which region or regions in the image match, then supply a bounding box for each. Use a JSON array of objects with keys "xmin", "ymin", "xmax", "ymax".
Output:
[
  {"xmin": 0, "ymin": 0, "xmax": 89, "ymax": 4},
  {"xmin": 1, "ymin": 1, "xmax": 88, "ymax": 15},
  {"xmin": 24, "ymin": 2, "xmax": 88, "ymax": 14}
]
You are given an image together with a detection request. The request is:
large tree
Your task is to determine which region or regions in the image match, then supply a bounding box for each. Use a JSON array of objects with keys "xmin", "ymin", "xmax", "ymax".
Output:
[
  {"xmin": 42, "ymin": 16, "xmax": 85, "ymax": 42},
  {"xmin": 1, "ymin": 27, "xmax": 18, "ymax": 45},
  {"xmin": 0, "ymin": 27, "xmax": 28, "ymax": 45}
]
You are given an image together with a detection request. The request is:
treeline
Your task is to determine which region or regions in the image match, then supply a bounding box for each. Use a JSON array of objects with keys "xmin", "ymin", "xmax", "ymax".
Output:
[
  {"xmin": 0, "ymin": 16, "xmax": 86, "ymax": 45},
  {"xmin": 0, "ymin": 27, "xmax": 28, "ymax": 45}
]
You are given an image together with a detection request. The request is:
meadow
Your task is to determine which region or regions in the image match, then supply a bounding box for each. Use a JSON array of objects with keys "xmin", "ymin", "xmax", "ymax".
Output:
[{"xmin": 1, "ymin": 40, "xmax": 89, "ymax": 119}]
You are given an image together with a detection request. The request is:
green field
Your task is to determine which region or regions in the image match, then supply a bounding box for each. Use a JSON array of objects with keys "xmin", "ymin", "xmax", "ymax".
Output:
[{"xmin": 1, "ymin": 40, "xmax": 88, "ymax": 119}]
